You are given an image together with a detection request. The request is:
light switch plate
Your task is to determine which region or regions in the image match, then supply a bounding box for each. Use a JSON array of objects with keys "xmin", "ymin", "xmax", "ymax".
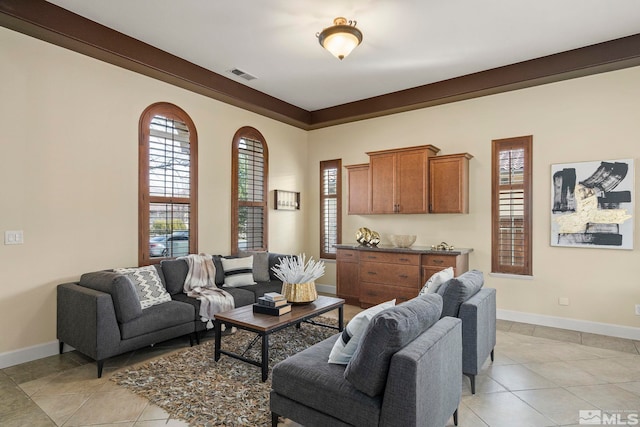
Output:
[{"xmin": 4, "ymin": 230, "xmax": 24, "ymax": 245}]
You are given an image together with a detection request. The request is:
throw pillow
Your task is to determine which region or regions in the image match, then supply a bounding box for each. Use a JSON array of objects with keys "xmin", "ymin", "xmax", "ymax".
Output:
[
  {"xmin": 238, "ymin": 250, "xmax": 270, "ymax": 282},
  {"xmin": 221, "ymin": 256, "xmax": 257, "ymax": 287},
  {"xmin": 114, "ymin": 266, "xmax": 171, "ymax": 309},
  {"xmin": 418, "ymin": 267, "xmax": 454, "ymax": 295},
  {"xmin": 436, "ymin": 269, "xmax": 484, "ymax": 318},
  {"xmin": 328, "ymin": 299, "xmax": 395, "ymax": 365},
  {"xmin": 344, "ymin": 294, "xmax": 443, "ymax": 397}
]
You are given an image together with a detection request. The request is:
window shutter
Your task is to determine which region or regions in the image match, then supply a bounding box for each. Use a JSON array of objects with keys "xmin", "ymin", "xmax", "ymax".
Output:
[{"xmin": 320, "ymin": 160, "xmax": 342, "ymax": 259}]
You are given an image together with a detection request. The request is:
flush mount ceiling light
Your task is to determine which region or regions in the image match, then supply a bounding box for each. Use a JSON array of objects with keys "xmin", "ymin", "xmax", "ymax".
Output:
[{"xmin": 317, "ymin": 17, "xmax": 363, "ymax": 60}]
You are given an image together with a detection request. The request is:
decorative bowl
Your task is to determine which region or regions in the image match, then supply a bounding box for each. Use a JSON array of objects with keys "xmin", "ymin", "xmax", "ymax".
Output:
[{"xmin": 389, "ymin": 234, "xmax": 417, "ymax": 248}]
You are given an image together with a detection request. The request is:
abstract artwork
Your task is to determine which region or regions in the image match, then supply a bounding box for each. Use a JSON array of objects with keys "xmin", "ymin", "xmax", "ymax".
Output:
[{"xmin": 551, "ymin": 159, "xmax": 634, "ymax": 249}]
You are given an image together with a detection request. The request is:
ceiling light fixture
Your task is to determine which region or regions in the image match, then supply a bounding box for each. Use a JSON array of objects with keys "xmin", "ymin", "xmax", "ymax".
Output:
[{"xmin": 317, "ymin": 17, "xmax": 363, "ymax": 60}]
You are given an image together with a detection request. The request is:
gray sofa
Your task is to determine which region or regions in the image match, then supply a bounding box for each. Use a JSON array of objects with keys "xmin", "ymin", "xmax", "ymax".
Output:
[
  {"xmin": 270, "ymin": 293, "xmax": 463, "ymax": 427},
  {"xmin": 435, "ymin": 269, "xmax": 496, "ymax": 394},
  {"xmin": 57, "ymin": 252, "xmax": 292, "ymax": 377}
]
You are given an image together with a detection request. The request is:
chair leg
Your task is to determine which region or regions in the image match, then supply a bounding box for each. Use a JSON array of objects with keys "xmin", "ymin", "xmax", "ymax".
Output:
[
  {"xmin": 453, "ymin": 408, "xmax": 459, "ymax": 426},
  {"xmin": 97, "ymin": 360, "xmax": 104, "ymax": 378},
  {"xmin": 464, "ymin": 373, "xmax": 476, "ymax": 394},
  {"xmin": 271, "ymin": 412, "xmax": 280, "ymax": 427},
  {"xmin": 491, "ymin": 348, "xmax": 495, "ymax": 362}
]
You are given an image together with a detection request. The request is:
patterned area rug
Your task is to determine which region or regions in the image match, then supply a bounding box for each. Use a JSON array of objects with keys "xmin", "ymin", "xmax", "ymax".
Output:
[{"xmin": 111, "ymin": 317, "xmax": 338, "ymax": 426}]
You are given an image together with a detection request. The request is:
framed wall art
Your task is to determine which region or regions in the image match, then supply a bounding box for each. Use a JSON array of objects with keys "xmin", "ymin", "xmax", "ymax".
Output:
[
  {"xmin": 274, "ymin": 190, "xmax": 300, "ymax": 210},
  {"xmin": 550, "ymin": 158, "xmax": 634, "ymax": 249}
]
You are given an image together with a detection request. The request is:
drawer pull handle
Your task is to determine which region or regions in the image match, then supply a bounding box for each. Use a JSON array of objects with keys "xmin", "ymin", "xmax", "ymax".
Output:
[
  {"xmin": 432, "ymin": 259, "xmax": 444, "ymax": 264},
  {"xmin": 367, "ymin": 256, "xmax": 377, "ymax": 259},
  {"xmin": 399, "ymin": 274, "xmax": 408, "ymax": 279},
  {"xmin": 367, "ymin": 271, "xmax": 377, "ymax": 275},
  {"xmin": 399, "ymin": 258, "xmax": 410, "ymax": 262}
]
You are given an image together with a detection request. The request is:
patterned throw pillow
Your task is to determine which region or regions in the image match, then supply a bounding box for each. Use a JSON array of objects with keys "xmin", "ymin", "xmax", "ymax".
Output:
[
  {"xmin": 114, "ymin": 266, "xmax": 171, "ymax": 309},
  {"xmin": 221, "ymin": 256, "xmax": 257, "ymax": 287},
  {"xmin": 328, "ymin": 299, "xmax": 395, "ymax": 364},
  {"xmin": 418, "ymin": 267, "xmax": 454, "ymax": 295}
]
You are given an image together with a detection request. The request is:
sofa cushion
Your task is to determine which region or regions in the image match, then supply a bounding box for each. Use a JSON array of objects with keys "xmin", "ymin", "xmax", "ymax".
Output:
[
  {"xmin": 79, "ymin": 271, "xmax": 142, "ymax": 323},
  {"xmin": 344, "ymin": 294, "xmax": 443, "ymax": 397},
  {"xmin": 160, "ymin": 259, "xmax": 189, "ymax": 295},
  {"xmin": 221, "ymin": 256, "xmax": 257, "ymax": 287},
  {"xmin": 436, "ymin": 269, "xmax": 484, "ymax": 318},
  {"xmin": 114, "ymin": 266, "xmax": 172, "ymax": 309},
  {"xmin": 419, "ymin": 267, "xmax": 454, "ymax": 295},
  {"xmin": 328, "ymin": 299, "xmax": 395, "ymax": 365},
  {"xmin": 119, "ymin": 300, "xmax": 195, "ymax": 340},
  {"xmin": 272, "ymin": 335, "xmax": 382, "ymax": 427},
  {"xmin": 239, "ymin": 250, "xmax": 270, "ymax": 282}
]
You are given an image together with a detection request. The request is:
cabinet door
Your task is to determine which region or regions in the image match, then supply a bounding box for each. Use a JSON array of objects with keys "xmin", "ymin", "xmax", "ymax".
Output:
[
  {"xmin": 397, "ymin": 149, "xmax": 428, "ymax": 213},
  {"xmin": 345, "ymin": 164, "xmax": 370, "ymax": 215},
  {"xmin": 369, "ymin": 153, "xmax": 396, "ymax": 213},
  {"xmin": 429, "ymin": 153, "xmax": 472, "ymax": 213},
  {"xmin": 336, "ymin": 250, "xmax": 360, "ymax": 305}
]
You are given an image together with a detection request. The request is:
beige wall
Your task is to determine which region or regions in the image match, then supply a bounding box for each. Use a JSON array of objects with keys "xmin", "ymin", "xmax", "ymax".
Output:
[
  {"xmin": 307, "ymin": 66, "xmax": 640, "ymax": 332},
  {"xmin": 0, "ymin": 28, "xmax": 307, "ymax": 355},
  {"xmin": 1, "ymin": 25, "xmax": 639, "ymax": 359}
]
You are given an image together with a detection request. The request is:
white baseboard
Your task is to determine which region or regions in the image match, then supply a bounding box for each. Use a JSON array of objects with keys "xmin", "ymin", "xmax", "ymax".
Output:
[
  {"xmin": 316, "ymin": 283, "xmax": 336, "ymax": 295},
  {"xmin": 0, "ymin": 340, "xmax": 61, "ymax": 369},
  {"xmin": 498, "ymin": 309, "xmax": 640, "ymax": 341}
]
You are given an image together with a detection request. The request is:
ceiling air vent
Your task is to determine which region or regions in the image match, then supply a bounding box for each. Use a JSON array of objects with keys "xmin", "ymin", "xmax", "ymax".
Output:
[{"xmin": 229, "ymin": 68, "xmax": 257, "ymax": 81}]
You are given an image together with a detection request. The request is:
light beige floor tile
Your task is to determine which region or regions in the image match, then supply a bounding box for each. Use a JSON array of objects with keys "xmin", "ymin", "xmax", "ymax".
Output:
[
  {"xmin": 0, "ymin": 408, "xmax": 56, "ymax": 427},
  {"xmin": 462, "ymin": 374, "xmax": 507, "ymax": 396},
  {"xmin": 509, "ymin": 322, "xmax": 536, "ymax": 336},
  {"xmin": 566, "ymin": 384, "xmax": 640, "ymax": 411},
  {"xmin": 452, "ymin": 402, "xmax": 489, "ymax": 427},
  {"xmin": 495, "ymin": 343, "xmax": 562, "ymax": 364},
  {"xmin": 464, "ymin": 391, "xmax": 554, "ymax": 427},
  {"xmin": 533, "ymin": 326, "xmax": 582, "ymax": 344},
  {"xmin": 523, "ymin": 361, "xmax": 606, "ymax": 387},
  {"xmin": 138, "ymin": 403, "xmax": 171, "ymax": 421},
  {"xmin": 496, "ymin": 319, "xmax": 513, "ymax": 332},
  {"xmin": 31, "ymin": 392, "xmax": 91, "ymax": 426},
  {"xmin": 615, "ymin": 381, "xmax": 640, "ymax": 396},
  {"xmin": 571, "ymin": 358, "xmax": 640, "ymax": 383},
  {"xmin": 514, "ymin": 387, "xmax": 598, "ymax": 425},
  {"xmin": 487, "ymin": 364, "xmax": 558, "ymax": 391},
  {"xmin": 581, "ymin": 333, "xmax": 640, "ymax": 354},
  {"xmin": 29, "ymin": 363, "xmax": 109, "ymax": 396},
  {"xmin": 64, "ymin": 388, "xmax": 149, "ymax": 426},
  {"xmin": 541, "ymin": 342, "xmax": 611, "ymax": 362}
]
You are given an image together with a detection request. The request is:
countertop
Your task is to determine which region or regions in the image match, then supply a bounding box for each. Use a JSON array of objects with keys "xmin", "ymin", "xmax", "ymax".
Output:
[{"xmin": 334, "ymin": 244, "xmax": 473, "ymax": 256}]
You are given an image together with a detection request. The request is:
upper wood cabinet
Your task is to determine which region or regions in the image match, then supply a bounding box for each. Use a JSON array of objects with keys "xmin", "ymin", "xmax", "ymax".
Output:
[
  {"xmin": 344, "ymin": 163, "xmax": 370, "ymax": 215},
  {"xmin": 429, "ymin": 153, "xmax": 473, "ymax": 213},
  {"xmin": 367, "ymin": 145, "xmax": 440, "ymax": 214}
]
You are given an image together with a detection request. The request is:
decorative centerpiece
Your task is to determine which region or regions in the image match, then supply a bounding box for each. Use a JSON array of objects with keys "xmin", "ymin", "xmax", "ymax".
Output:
[
  {"xmin": 389, "ymin": 234, "xmax": 417, "ymax": 248},
  {"xmin": 272, "ymin": 254, "xmax": 325, "ymax": 304},
  {"xmin": 356, "ymin": 227, "xmax": 380, "ymax": 246},
  {"xmin": 431, "ymin": 241, "xmax": 454, "ymax": 251}
]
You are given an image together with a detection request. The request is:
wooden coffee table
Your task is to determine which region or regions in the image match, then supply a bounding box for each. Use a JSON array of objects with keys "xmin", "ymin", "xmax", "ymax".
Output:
[{"xmin": 213, "ymin": 295, "xmax": 344, "ymax": 382}]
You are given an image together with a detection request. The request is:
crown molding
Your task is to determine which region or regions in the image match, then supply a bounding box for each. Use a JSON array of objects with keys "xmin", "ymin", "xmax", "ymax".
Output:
[{"xmin": 2, "ymin": 0, "xmax": 640, "ymax": 130}]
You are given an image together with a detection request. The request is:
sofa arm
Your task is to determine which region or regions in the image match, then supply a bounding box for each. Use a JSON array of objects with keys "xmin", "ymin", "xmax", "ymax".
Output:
[
  {"xmin": 459, "ymin": 287, "xmax": 497, "ymax": 375},
  {"xmin": 381, "ymin": 317, "xmax": 462, "ymax": 427},
  {"xmin": 57, "ymin": 283, "xmax": 122, "ymax": 361}
]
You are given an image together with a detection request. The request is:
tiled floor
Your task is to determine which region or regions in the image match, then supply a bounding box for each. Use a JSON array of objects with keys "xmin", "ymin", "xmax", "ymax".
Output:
[{"xmin": 1, "ymin": 307, "xmax": 639, "ymax": 427}]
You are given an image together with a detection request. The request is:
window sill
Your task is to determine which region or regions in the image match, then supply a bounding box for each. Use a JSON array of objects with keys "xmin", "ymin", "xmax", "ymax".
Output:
[{"xmin": 489, "ymin": 272, "xmax": 533, "ymax": 280}]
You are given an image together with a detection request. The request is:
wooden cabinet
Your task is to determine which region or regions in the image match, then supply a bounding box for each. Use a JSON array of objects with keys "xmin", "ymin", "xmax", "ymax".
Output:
[
  {"xmin": 344, "ymin": 163, "xmax": 370, "ymax": 215},
  {"xmin": 367, "ymin": 145, "xmax": 440, "ymax": 214},
  {"xmin": 429, "ymin": 153, "xmax": 473, "ymax": 213},
  {"xmin": 421, "ymin": 252, "xmax": 470, "ymax": 284},
  {"xmin": 336, "ymin": 249, "xmax": 360, "ymax": 305},
  {"xmin": 335, "ymin": 245, "xmax": 472, "ymax": 308}
]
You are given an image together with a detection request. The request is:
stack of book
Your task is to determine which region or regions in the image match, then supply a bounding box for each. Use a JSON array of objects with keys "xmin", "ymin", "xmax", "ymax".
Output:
[{"xmin": 253, "ymin": 292, "xmax": 292, "ymax": 316}]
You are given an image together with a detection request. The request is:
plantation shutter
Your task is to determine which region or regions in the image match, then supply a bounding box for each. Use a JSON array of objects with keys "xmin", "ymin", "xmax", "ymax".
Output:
[
  {"xmin": 491, "ymin": 136, "xmax": 532, "ymax": 275},
  {"xmin": 320, "ymin": 159, "xmax": 342, "ymax": 258},
  {"xmin": 237, "ymin": 136, "xmax": 267, "ymax": 251}
]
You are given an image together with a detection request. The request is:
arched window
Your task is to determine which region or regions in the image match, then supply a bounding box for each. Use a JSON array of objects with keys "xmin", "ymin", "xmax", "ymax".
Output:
[
  {"xmin": 232, "ymin": 127, "xmax": 268, "ymax": 253},
  {"xmin": 139, "ymin": 102, "xmax": 198, "ymax": 265}
]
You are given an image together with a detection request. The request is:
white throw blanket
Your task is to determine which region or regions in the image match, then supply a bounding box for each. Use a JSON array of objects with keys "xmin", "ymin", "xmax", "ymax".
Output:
[{"xmin": 181, "ymin": 253, "xmax": 235, "ymax": 329}]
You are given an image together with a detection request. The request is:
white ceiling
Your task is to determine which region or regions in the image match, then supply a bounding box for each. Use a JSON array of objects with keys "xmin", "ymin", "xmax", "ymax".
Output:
[{"xmin": 47, "ymin": 0, "xmax": 640, "ymax": 111}]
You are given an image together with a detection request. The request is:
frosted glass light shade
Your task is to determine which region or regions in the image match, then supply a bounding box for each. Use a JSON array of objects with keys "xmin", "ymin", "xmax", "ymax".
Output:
[{"xmin": 318, "ymin": 17, "xmax": 363, "ymax": 60}]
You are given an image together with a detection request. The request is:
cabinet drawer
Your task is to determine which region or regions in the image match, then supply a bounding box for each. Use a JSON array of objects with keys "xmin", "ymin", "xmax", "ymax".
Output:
[
  {"xmin": 359, "ymin": 251, "xmax": 420, "ymax": 265},
  {"xmin": 337, "ymin": 249, "xmax": 359, "ymax": 263},
  {"xmin": 359, "ymin": 262, "xmax": 420, "ymax": 288},
  {"xmin": 422, "ymin": 255, "xmax": 458, "ymax": 268},
  {"xmin": 360, "ymin": 282, "xmax": 418, "ymax": 306}
]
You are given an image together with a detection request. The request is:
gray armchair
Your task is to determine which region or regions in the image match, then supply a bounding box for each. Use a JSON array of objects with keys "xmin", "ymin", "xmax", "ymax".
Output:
[
  {"xmin": 436, "ymin": 269, "xmax": 497, "ymax": 394},
  {"xmin": 270, "ymin": 294, "xmax": 462, "ymax": 427}
]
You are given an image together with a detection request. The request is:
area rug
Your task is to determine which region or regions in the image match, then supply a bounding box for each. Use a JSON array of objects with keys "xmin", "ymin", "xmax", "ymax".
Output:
[{"xmin": 111, "ymin": 317, "xmax": 338, "ymax": 426}]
